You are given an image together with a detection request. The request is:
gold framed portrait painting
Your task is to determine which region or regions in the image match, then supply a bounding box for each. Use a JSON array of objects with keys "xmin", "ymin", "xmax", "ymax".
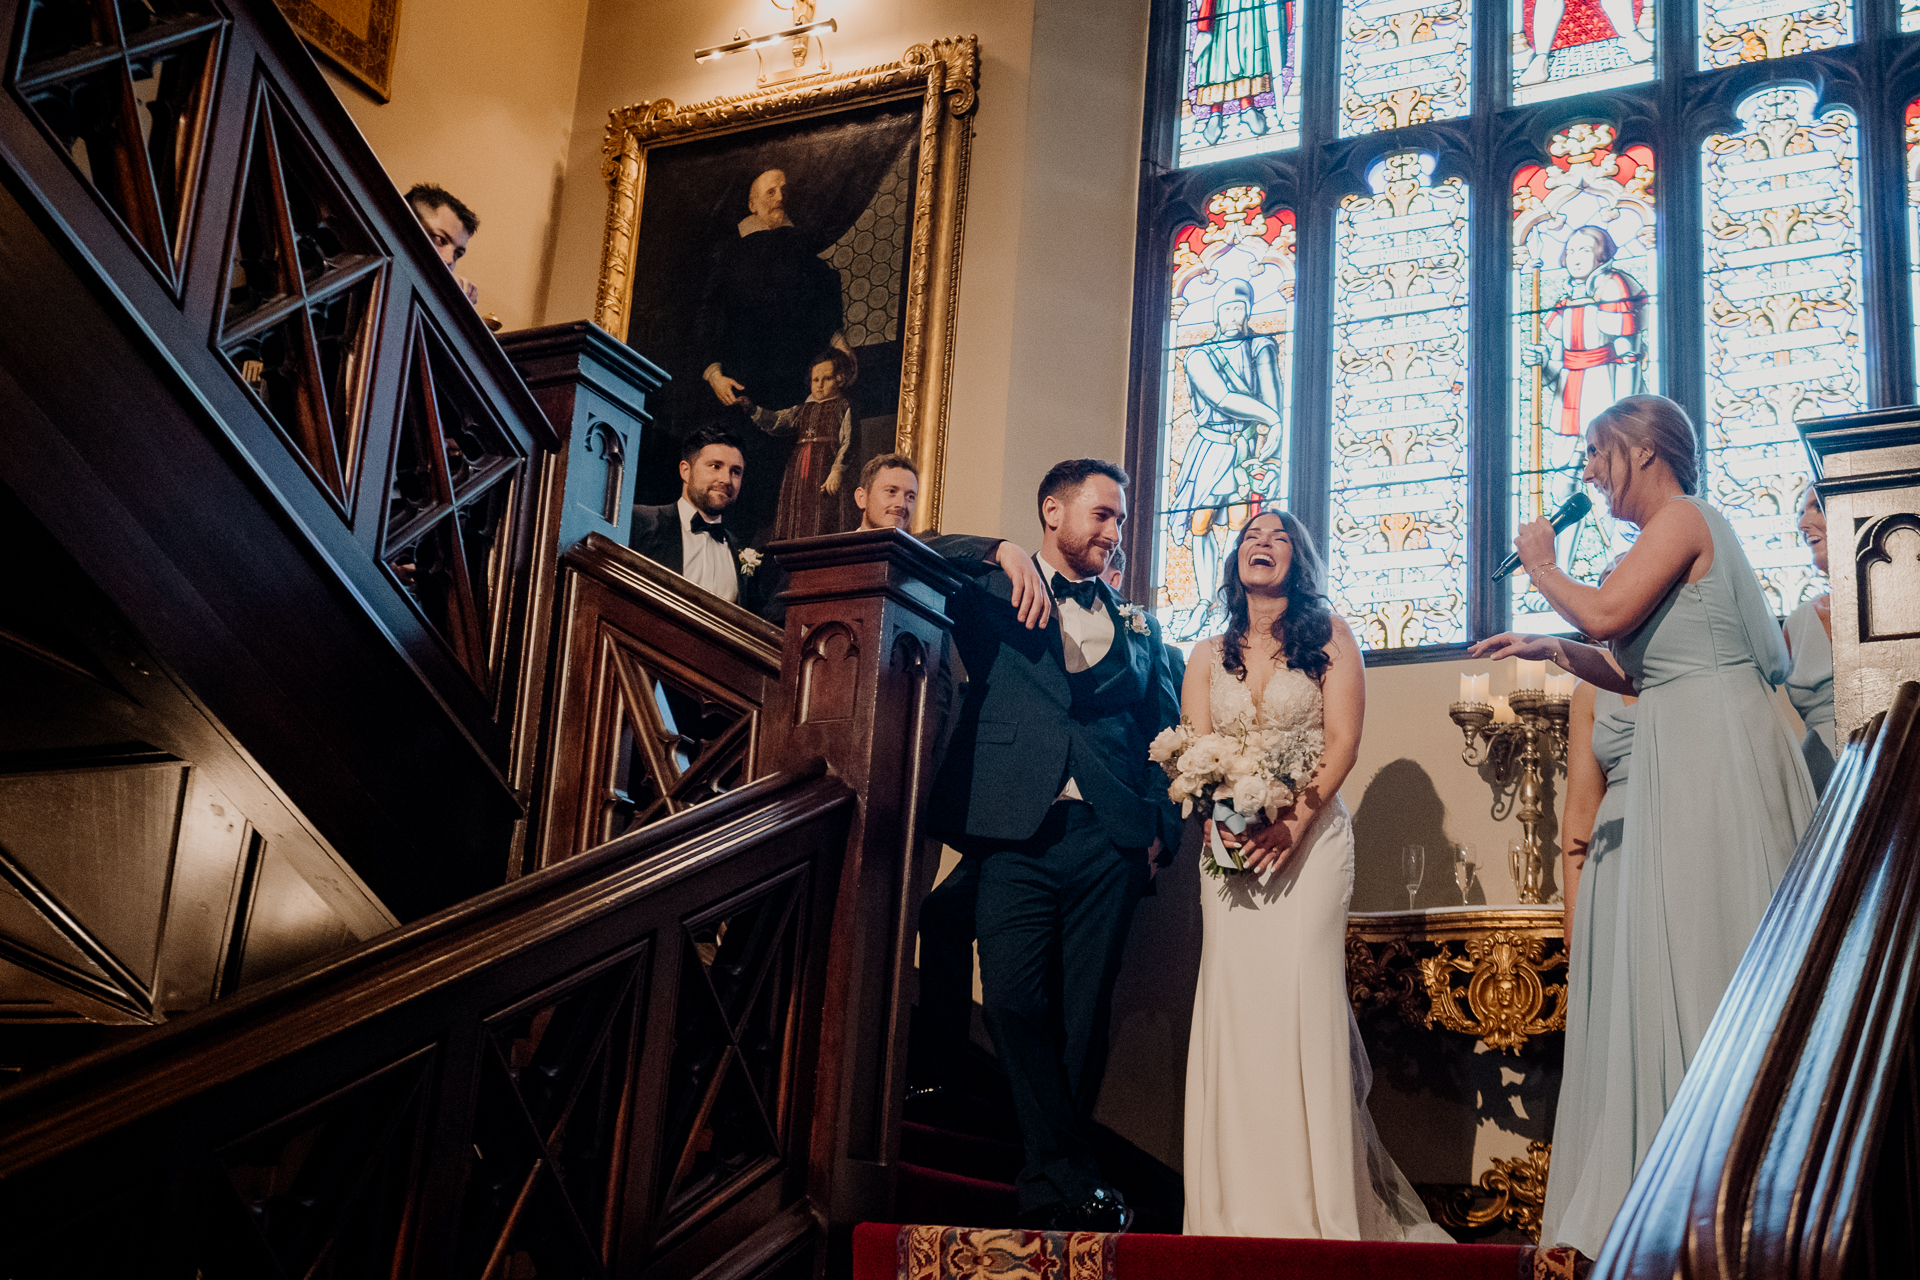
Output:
[
  {"xmin": 595, "ymin": 38, "xmax": 977, "ymax": 540},
  {"xmin": 278, "ymin": 0, "xmax": 401, "ymax": 101}
]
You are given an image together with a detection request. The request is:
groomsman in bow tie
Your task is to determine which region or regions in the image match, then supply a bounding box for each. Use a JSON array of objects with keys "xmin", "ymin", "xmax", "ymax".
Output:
[
  {"xmin": 630, "ymin": 426, "xmax": 766, "ymax": 613},
  {"xmin": 926, "ymin": 459, "xmax": 1182, "ymax": 1233}
]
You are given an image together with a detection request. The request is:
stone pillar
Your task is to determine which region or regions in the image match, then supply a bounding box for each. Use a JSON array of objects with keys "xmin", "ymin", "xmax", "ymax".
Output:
[
  {"xmin": 1801, "ymin": 407, "xmax": 1920, "ymax": 737},
  {"xmin": 756, "ymin": 528, "xmax": 966, "ymax": 1233}
]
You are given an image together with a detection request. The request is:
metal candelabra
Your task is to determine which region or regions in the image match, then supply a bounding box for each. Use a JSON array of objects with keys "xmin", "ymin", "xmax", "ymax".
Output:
[{"xmin": 1447, "ymin": 690, "xmax": 1571, "ymax": 904}]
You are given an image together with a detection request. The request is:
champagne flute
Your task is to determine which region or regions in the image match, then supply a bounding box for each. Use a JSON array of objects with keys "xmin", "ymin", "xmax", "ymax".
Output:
[
  {"xmin": 1453, "ymin": 844, "xmax": 1475, "ymax": 905},
  {"xmin": 1400, "ymin": 844, "xmax": 1426, "ymax": 912}
]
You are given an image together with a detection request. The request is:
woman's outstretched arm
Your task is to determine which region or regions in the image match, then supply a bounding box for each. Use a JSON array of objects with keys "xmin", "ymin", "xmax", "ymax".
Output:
[{"xmin": 1470, "ymin": 634, "xmax": 1637, "ymax": 696}]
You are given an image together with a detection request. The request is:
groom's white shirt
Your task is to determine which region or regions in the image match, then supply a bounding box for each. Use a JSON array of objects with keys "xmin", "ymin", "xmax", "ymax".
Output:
[
  {"xmin": 1037, "ymin": 551, "xmax": 1118, "ymax": 804},
  {"xmin": 1036, "ymin": 551, "xmax": 1115, "ymax": 672}
]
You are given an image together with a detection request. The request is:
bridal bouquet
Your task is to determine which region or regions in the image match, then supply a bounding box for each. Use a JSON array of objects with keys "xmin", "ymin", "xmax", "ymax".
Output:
[{"xmin": 1149, "ymin": 719, "xmax": 1325, "ymax": 878}]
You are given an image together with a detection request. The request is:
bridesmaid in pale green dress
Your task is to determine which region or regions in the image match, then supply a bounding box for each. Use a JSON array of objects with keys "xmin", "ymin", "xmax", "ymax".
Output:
[
  {"xmin": 1540, "ymin": 681, "xmax": 1634, "ymax": 1257},
  {"xmin": 1785, "ymin": 484, "xmax": 1837, "ymax": 794},
  {"xmin": 1472, "ymin": 395, "xmax": 1816, "ymax": 1253}
]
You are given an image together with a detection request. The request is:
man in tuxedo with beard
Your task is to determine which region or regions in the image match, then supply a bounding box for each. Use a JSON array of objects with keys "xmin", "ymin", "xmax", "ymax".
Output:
[
  {"xmin": 926, "ymin": 459, "xmax": 1182, "ymax": 1232},
  {"xmin": 630, "ymin": 426, "xmax": 762, "ymax": 611}
]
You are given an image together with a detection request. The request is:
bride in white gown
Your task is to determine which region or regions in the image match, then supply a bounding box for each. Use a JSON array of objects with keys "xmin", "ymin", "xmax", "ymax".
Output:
[{"xmin": 1180, "ymin": 511, "xmax": 1449, "ymax": 1242}]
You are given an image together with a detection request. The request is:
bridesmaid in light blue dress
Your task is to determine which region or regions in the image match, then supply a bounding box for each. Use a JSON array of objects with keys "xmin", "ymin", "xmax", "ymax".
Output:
[
  {"xmin": 1539, "ymin": 685, "xmax": 1635, "ymax": 1257},
  {"xmin": 1785, "ymin": 484, "xmax": 1837, "ymax": 794},
  {"xmin": 1473, "ymin": 395, "xmax": 1816, "ymax": 1254}
]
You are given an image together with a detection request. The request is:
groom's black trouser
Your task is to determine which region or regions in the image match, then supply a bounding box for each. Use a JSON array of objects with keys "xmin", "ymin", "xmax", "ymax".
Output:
[{"xmin": 975, "ymin": 800, "xmax": 1144, "ymax": 1214}]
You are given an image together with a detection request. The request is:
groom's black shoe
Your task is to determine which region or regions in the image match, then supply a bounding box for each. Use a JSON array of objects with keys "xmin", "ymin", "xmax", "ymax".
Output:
[{"xmin": 1020, "ymin": 1187, "xmax": 1134, "ymax": 1234}]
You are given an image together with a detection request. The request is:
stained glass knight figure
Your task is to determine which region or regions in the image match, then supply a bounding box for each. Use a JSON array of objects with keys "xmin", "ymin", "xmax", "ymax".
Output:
[{"xmin": 1167, "ymin": 276, "xmax": 1284, "ymax": 626}]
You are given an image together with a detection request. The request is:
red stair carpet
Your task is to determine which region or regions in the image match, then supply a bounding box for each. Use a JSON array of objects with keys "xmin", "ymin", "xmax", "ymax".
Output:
[{"xmin": 853, "ymin": 1223, "xmax": 1547, "ymax": 1280}]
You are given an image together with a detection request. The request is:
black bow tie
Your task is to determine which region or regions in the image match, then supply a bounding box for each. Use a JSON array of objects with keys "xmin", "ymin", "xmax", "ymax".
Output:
[
  {"xmin": 689, "ymin": 514, "xmax": 728, "ymax": 542},
  {"xmin": 1051, "ymin": 573, "xmax": 1102, "ymax": 610}
]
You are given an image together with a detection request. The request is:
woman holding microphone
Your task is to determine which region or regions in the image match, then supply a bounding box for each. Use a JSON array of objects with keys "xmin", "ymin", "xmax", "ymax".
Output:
[{"xmin": 1472, "ymin": 395, "xmax": 1814, "ymax": 1253}]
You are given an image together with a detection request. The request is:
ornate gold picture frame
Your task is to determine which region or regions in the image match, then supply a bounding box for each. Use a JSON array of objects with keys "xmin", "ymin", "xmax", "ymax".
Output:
[
  {"xmin": 594, "ymin": 38, "xmax": 977, "ymax": 535},
  {"xmin": 278, "ymin": 0, "xmax": 401, "ymax": 101}
]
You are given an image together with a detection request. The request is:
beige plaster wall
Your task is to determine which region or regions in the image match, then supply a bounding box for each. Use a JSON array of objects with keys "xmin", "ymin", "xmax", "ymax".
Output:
[
  {"xmin": 317, "ymin": 0, "xmax": 592, "ymax": 332},
  {"xmin": 539, "ymin": 0, "xmax": 1149, "ymax": 541}
]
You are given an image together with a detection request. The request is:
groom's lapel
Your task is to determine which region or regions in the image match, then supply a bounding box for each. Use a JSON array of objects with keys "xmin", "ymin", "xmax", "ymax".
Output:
[
  {"xmin": 1023, "ymin": 554, "xmax": 1071, "ymax": 706},
  {"xmin": 1089, "ymin": 588, "xmax": 1151, "ymax": 700}
]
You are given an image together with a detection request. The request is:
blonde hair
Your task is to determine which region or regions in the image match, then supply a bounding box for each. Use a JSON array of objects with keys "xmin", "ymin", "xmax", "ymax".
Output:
[{"xmin": 1587, "ymin": 394, "xmax": 1700, "ymax": 496}]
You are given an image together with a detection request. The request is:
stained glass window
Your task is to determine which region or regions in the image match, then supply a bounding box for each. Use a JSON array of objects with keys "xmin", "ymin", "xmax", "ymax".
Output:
[
  {"xmin": 1339, "ymin": 0, "xmax": 1471, "ymax": 138},
  {"xmin": 1510, "ymin": 124, "xmax": 1657, "ymax": 630},
  {"xmin": 1906, "ymin": 0, "xmax": 1920, "ymax": 31},
  {"xmin": 1909, "ymin": 98, "xmax": 1920, "ymax": 393},
  {"xmin": 1699, "ymin": 0, "xmax": 1850, "ymax": 69},
  {"xmin": 1511, "ymin": 0, "xmax": 1655, "ymax": 104},
  {"xmin": 1176, "ymin": 0, "xmax": 1304, "ymax": 166},
  {"xmin": 1154, "ymin": 186, "xmax": 1298, "ymax": 641},
  {"xmin": 1328, "ymin": 153, "xmax": 1471, "ymax": 649},
  {"xmin": 1702, "ymin": 85, "xmax": 1862, "ymax": 614}
]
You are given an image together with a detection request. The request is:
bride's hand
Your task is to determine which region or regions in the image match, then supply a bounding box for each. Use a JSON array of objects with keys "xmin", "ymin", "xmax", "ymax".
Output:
[{"xmin": 1241, "ymin": 807, "xmax": 1311, "ymax": 873}]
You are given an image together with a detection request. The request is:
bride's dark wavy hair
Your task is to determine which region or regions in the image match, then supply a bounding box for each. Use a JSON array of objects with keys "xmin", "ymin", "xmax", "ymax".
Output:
[{"xmin": 1219, "ymin": 509, "xmax": 1335, "ymax": 684}]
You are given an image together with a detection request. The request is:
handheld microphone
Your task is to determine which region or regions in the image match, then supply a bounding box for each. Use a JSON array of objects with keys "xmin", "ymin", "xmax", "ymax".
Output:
[{"xmin": 1492, "ymin": 492, "xmax": 1593, "ymax": 581}]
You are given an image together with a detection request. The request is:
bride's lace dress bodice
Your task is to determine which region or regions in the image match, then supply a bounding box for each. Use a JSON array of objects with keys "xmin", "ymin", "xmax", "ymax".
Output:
[{"xmin": 1207, "ymin": 637, "xmax": 1324, "ymax": 739}]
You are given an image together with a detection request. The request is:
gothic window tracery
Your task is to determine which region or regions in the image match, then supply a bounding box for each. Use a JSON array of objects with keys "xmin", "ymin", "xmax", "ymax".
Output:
[{"xmin": 1138, "ymin": 0, "xmax": 1918, "ymax": 655}]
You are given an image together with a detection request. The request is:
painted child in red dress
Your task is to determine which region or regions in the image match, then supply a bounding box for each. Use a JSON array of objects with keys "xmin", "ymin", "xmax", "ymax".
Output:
[{"xmin": 747, "ymin": 347, "xmax": 856, "ymax": 540}]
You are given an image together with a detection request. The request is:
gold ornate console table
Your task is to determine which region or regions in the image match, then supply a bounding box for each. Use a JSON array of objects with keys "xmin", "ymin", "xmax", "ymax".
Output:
[
  {"xmin": 1346, "ymin": 906, "xmax": 1565, "ymax": 1240},
  {"xmin": 1346, "ymin": 906, "xmax": 1567, "ymax": 1052}
]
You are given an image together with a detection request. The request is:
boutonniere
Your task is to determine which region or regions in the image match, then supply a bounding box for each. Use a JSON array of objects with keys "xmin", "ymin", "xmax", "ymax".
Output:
[
  {"xmin": 1117, "ymin": 603, "xmax": 1150, "ymax": 636},
  {"xmin": 738, "ymin": 547, "xmax": 763, "ymax": 577}
]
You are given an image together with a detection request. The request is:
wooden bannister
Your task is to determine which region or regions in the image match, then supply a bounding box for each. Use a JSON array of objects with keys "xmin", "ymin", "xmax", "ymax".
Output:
[
  {"xmin": 0, "ymin": 0, "xmax": 564, "ymax": 921},
  {"xmin": 0, "ymin": 761, "xmax": 855, "ymax": 1279},
  {"xmin": 533, "ymin": 535, "xmax": 783, "ymax": 871},
  {"xmin": 755, "ymin": 529, "xmax": 967, "ymax": 1242}
]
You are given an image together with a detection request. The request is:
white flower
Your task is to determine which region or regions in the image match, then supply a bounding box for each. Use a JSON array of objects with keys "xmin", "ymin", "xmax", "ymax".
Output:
[
  {"xmin": 1118, "ymin": 603, "xmax": 1150, "ymax": 635},
  {"xmin": 738, "ymin": 547, "xmax": 763, "ymax": 577},
  {"xmin": 1177, "ymin": 735, "xmax": 1230, "ymax": 778},
  {"xmin": 1149, "ymin": 723, "xmax": 1192, "ymax": 765}
]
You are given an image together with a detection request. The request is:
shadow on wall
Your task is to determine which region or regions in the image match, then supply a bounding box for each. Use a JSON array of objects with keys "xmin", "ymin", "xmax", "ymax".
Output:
[
  {"xmin": 1352, "ymin": 758, "xmax": 1461, "ymax": 911},
  {"xmin": 1362, "ymin": 1006, "xmax": 1561, "ymax": 1185},
  {"xmin": 1094, "ymin": 818, "xmax": 1204, "ymax": 1172}
]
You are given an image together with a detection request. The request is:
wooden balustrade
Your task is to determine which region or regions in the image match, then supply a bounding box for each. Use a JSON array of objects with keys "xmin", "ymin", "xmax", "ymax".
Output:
[
  {"xmin": 533, "ymin": 535, "xmax": 783, "ymax": 871},
  {"xmin": 0, "ymin": 761, "xmax": 855, "ymax": 1280},
  {"xmin": 755, "ymin": 529, "xmax": 968, "ymax": 1244},
  {"xmin": 0, "ymin": 0, "xmax": 563, "ymax": 927}
]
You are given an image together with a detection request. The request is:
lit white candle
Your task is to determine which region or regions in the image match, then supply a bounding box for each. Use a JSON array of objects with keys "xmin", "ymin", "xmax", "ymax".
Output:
[
  {"xmin": 1491, "ymin": 694, "xmax": 1517, "ymax": 723},
  {"xmin": 1516, "ymin": 658, "xmax": 1545, "ymax": 691},
  {"xmin": 1460, "ymin": 671, "xmax": 1473, "ymax": 704},
  {"xmin": 1475, "ymin": 673, "xmax": 1491, "ymax": 704}
]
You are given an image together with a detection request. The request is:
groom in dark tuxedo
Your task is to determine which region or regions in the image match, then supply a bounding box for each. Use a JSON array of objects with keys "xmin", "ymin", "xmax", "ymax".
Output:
[
  {"xmin": 630, "ymin": 425, "xmax": 772, "ymax": 616},
  {"xmin": 927, "ymin": 459, "xmax": 1182, "ymax": 1232}
]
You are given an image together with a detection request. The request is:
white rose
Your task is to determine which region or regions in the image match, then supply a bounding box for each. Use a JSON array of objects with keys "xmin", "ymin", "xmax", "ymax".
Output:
[{"xmin": 1149, "ymin": 724, "xmax": 1190, "ymax": 764}]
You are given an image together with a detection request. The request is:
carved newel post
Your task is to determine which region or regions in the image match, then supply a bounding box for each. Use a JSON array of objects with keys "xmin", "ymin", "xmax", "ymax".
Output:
[
  {"xmin": 1800, "ymin": 407, "xmax": 1920, "ymax": 736},
  {"xmin": 756, "ymin": 529, "xmax": 966, "ymax": 1235}
]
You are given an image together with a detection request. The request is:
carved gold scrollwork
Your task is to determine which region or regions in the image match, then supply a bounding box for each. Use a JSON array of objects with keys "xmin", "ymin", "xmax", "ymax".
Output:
[
  {"xmin": 1424, "ymin": 1141, "xmax": 1553, "ymax": 1240},
  {"xmin": 1345, "ymin": 935, "xmax": 1427, "ymax": 1025},
  {"xmin": 1422, "ymin": 930, "xmax": 1568, "ymax": 1054}
]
